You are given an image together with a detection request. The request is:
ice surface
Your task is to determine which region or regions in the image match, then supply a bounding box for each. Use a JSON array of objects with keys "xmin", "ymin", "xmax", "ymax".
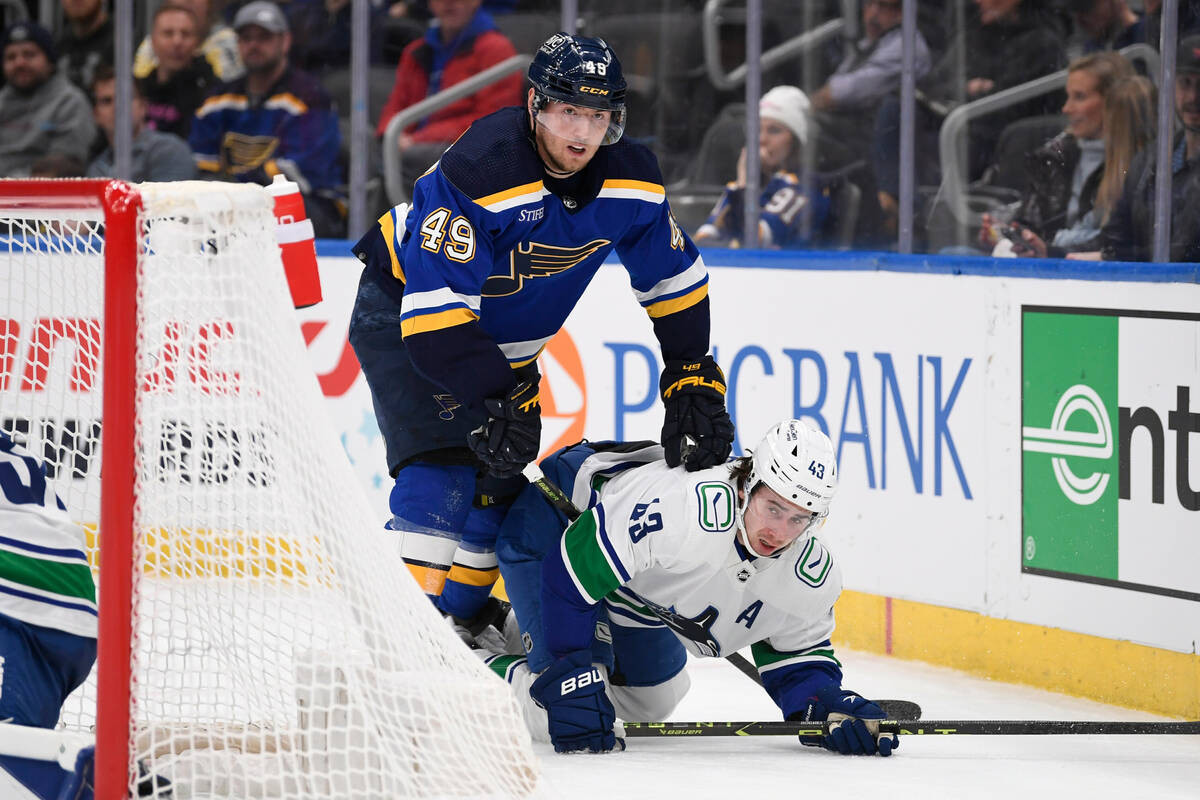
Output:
[{"xmin": 534, "ymin": 648, "xmax": 1200, "ymax": 800}]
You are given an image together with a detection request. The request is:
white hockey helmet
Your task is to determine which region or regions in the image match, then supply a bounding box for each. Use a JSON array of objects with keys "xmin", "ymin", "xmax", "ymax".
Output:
[{"xmin": 736, "ymin": 419, "xmax": 838, "ymax": 552}]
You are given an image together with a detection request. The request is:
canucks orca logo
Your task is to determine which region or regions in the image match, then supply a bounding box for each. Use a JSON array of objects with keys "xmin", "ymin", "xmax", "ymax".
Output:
[
  {"xmin": 642, "ymin": 598, "xmax": 722, "ymax": 657},
  {"xmin": 482, "ymin": 239, "xmax": 610, "ymax": 297}
]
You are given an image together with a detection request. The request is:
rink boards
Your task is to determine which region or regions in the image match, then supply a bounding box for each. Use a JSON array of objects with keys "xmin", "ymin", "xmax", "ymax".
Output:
[{"xmin": 299, "ymin": 245, "xmax": 1199, "ymax": 719}]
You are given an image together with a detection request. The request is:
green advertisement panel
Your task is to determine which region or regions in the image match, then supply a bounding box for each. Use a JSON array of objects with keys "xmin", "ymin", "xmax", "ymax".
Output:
[{"xmin": 1021, "ymin": 310, "xmax": 1119, "ymax": 580}]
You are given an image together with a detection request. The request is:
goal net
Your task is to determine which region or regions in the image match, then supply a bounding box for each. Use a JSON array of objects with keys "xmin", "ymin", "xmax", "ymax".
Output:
[{"xmin": 0, "ymin": 180, "xmax": 541, "ymax": 799}]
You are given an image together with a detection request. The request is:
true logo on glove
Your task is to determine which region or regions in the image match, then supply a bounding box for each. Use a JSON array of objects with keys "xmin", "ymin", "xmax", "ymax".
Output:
[
  {"xmin": 662, "ymin": 375, "xmax": 727, "ymax": 398},
  {"xmin": 560, "ymin": 667, "xmax": 602, "ymax": 695},
  {"xmin": 517, "ymin": 391, "xmax": 540, "ymax": 414}
]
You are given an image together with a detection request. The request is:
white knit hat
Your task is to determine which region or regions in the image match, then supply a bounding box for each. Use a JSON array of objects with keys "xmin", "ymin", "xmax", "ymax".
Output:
[{"xmin": 759, "ymin": 85, "xmax": 811, "ymax": 147}]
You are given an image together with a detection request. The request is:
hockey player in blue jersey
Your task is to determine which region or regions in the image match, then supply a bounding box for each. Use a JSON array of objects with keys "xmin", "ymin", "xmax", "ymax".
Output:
[
  {"xmin": 485, "ymin": 420, "xmax": 898, "ymax": 758},
  {"xmin": 0, "ymin": 432, "xmax": 99, "ymax": 798},
  {"xmin": 349, "ymin": 32, "xmax": 735, "ymax": 638}
]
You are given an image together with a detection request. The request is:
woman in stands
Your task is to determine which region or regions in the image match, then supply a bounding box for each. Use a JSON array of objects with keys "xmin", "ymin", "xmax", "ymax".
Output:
[
  {"xmin": 1012, "ymin": 73, "xmax": 1157, "ymax": 260},
  {"xmin": 693, "ymin": 86, "xmax": 834, "ymax": 249},
  {"xmin": 980, "ymin": 52, "xmax": 1148, "ymax": 258}
]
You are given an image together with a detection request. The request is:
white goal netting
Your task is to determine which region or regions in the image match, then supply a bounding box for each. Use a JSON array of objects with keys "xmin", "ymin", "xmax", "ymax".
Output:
[{"xmin": 0, "ymin": 180, "xmax": 542, "ymax": 799}]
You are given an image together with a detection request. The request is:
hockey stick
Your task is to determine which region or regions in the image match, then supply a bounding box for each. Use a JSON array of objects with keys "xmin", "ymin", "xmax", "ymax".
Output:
[
  {"xmin": 520, "ymin": 461, "xmax": 922, "ymax": 724},
  {"xmin": 621, "ymin": 719, "xmax": 1200, "ymax": 737}
]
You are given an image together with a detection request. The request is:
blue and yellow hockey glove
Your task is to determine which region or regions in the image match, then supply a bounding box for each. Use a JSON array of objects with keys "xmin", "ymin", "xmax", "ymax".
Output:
[
  {"xmin": 659, "ymin": 356, "xmax": 733, "ymax": 471},
  {"xmin": 469, "ymin": 381, "xmax": 541, "ymax": 478}
]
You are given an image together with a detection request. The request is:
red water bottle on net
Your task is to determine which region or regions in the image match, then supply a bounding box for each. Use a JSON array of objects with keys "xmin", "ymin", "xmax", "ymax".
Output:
[{"xmin": 266, "ymin": 173, "xmax": 322, "ymax": 308}]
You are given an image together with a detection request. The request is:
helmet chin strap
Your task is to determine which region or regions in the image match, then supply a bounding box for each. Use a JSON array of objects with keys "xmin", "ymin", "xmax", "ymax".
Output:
[{"xmin": 734, "ymin": 503, "xmax": 754, "ymax": 554}]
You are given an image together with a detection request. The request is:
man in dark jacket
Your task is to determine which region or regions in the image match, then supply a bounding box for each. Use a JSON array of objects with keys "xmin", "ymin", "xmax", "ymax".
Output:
[
  {"xmin": 1100, "ymin": 36, "xmax": 1200, "ymax": 262},
  {"xmin": 872, "ymin": 0, "xmax": 1067, "ymax": 206},
  {"xmin": 138, "ymin": 2, "xmax": 217, "ymax": 140},
  {"xmin": 56, "ymin": 0, "xmax": 114, "ymax": 91},
  {"xmin": 191, "ymin": 1, "xmax": 345, "ymax": 236},
  {"xmin": 0, "ymin": 22, "xmax": 96, "ymax": 177}
]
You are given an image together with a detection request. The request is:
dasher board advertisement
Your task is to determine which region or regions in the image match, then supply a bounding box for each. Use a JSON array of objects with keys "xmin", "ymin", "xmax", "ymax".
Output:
[{"xmin": 1021, "ymin": 306, "xmax": 1200, "ymax": 602}]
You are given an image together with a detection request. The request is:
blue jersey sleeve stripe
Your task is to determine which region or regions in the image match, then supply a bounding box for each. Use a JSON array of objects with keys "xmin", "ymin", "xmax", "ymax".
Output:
[
  {"xmin": 646, "ymin": 283, "xmax": 709, "ymax": 319},
  {"xmin": 473, "ymin": 180, "xmax": 546, "ymax": 212},
  {"xmin": 399, "ymin": 299, "xmax": 475, "ymax": 320},
  {"xmin": 0, "ymin": 536, "xmax": 87, "ymax": 561},
  {"xmin": 0, "ymin": 583, "xmax": 98, "ymax": 616},
  {"xmin": 594, "ymin": 505, "xmax": 632, "ymax": 583},
  {"xmin": 497, "ymin": 335, "xmax": 552, "ymax": 363},
  {"xmin": 598, "ymin": 179, "xmax": 666, "ymax": 204},
  {"xmin": 632, "ymin": 257, "xmax": 708, "ymax": 304},
  {"xmin": 639, "ymin": 273, "xmax": 710, "ymax": 308},
  {"xmin": 507, "ymin": 353, "xmax": 540, "ymax": 368},
  {"xmin": 400, "ymin": 286, "xmax": 481, "ymax": 316},
  {"xmin": 400, "ymin": 307, "xmax": 478, "ymax": 337}
]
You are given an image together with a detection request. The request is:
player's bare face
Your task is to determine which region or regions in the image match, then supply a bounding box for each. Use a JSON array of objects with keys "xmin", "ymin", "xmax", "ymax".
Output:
[
  {"xmin": 759, "ymin": 120, "xmax": 795, "ymax": 173},
  {"xmin": 531, "ymin": 97, "xmax": 610, "ymax": 176},
  {"xmin": 742, "ymin": 485, "xmax": 815, "ymax": 557}
]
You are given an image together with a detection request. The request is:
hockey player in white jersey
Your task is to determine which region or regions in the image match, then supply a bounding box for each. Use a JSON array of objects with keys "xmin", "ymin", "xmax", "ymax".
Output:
[
  {"xmin": 0, "ymin": 431, "xmax": 100, "ymax": 797},
  {"xmin": 489, "ymin": 419, "xmax": 898, "ymax": 757}
]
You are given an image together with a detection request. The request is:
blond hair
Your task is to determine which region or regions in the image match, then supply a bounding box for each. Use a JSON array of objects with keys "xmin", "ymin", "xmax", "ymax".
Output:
[
  {"xmin": 1095, "ymin": 75, "xmax": 1157, "ymax": 223},
  {"xmin": 1067, "ymin": 51, "xmax": 1135, "ymax": 104}
]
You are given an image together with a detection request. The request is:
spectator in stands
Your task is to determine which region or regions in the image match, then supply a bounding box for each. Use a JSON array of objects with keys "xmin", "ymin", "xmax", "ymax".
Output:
[
  {"xmin": 810, "ymin": 0, "xmax": 932, "ymax": 158},
  {"xmin": 138, "ymin": 3, "xmax": 217, "ymax": 140},
  {"xmin": 375, "ymin": 0, "xmax": 524, "ymax": 199},
  {"xmin": 0, "ymin": 22, "xmax": 96, "ymax": 178},
  {"xmin": 978, "ymin": 52, "xmax": 1134, "ymax": 256},
  {"xmin": 1145, "ymin": 1, "xmax": 1200, "ymax": 48},
  {"xmin": 1066, "ymin": 0, "xmax": 1145, "ymax": 55},
  {"xmin": 1100, "ymin": 36, "xmax": 1200, "ymax": 262},
  {"xmin": 56, "ymin": 0, "xmax": 113, "ymax": 91},
  {"xmin": 135, "ymin": 0, "xmax": 244, "ymax": 83},
  {"xmin": 1008, "ymin": 74, "xmax": 1156, "ymax": 258},
  {"xmin": 191, "ymin": 1, "xmax": 345, "ymax": 237},
  {"xmin": 387, "ymin": 0, "xmax": 517, "ymax": 17},
  {"xmin": 872, "ymin": 0, "xmax": 1067, "ymax": 230},
  {"xmin": 693, "ymin": 86, "xmax": 834, "ymax": 249},
  {"xmin": 287, "ymin": 0, "xmax": 387, "ymax": 74},
  {"xmin": 88, "ymin": 64, "xmax": 197, "ymax": 182}
]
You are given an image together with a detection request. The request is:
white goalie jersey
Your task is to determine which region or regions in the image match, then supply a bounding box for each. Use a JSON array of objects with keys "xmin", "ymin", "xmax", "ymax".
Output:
[{"xmin": 552, "ymin": 449, "xmax": 842, "ymax": 668}]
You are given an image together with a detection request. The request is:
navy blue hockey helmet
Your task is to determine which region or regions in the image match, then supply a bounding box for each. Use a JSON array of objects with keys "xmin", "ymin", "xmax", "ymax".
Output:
[{"xmin": 528, "ymin": 33, "xmax": 627, "ymax": 145}]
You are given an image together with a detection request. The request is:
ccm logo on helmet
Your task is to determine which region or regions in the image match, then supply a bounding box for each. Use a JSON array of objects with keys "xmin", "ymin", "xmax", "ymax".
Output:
[{"xmin": 579, "ymin": 86, "xmax": 610, "ymax": 95}]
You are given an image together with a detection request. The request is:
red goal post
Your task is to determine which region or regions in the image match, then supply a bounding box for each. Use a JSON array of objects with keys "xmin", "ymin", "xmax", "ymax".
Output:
[{"xmin": 0, "ymin": 179, "xmax": 542, "ymax": 799}]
